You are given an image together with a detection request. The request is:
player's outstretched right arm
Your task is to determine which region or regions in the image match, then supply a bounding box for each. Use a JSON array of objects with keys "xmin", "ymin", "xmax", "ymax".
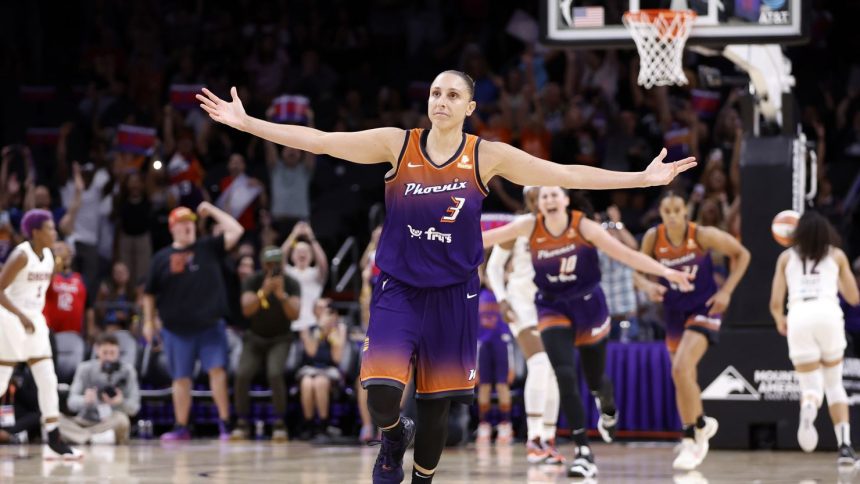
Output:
[{"xmin": 197, "ymin": 87, "xmax": 404, "ymax": 166}]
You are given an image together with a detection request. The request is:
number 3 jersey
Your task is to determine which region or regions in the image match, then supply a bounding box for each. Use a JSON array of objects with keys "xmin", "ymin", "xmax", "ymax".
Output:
[
  {"xmin": 376, "ymin": 128, "xmax": 488, "ymax": 288},
  {"xmin": 653, "ymin": 222, "xmax": 717, "ymax": 311},
  {"xmin": 529, "ymin": 210, "xmax": 601, "ymax": 298}
]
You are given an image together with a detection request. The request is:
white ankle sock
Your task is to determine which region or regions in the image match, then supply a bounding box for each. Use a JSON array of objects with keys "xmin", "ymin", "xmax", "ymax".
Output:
[{"xmin": 836, "ymin": 422, "xmax": 851, "ymax": 446}]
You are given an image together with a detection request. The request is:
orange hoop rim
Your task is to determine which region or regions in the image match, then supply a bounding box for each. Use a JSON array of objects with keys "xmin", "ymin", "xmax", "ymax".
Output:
[
  {"xmin": 623, "ymin": 9, "xmax": 698, "ymax": 22},
  {"xmin": 623, "ymin": 9, "xmax": 697, "ymax": 39}
]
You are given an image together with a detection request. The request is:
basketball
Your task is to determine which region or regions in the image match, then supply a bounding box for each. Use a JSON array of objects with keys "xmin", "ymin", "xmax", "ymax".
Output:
[{"xmin": 771, "ymin": 210, "xmax": 800, "ymax": 247}]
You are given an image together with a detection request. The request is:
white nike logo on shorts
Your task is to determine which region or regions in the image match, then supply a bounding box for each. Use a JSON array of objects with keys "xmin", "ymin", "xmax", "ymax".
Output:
[
  {"xmin": 466, "ymin": 293, "xmax": 478, "ymax": 299},
  {"xmin": 382, "ymin": 279, "xmax": 390, "ymax": 290}
]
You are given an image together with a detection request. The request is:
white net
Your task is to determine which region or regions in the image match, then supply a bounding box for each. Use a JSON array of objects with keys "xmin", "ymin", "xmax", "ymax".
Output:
[{"xmin": 623, "ymin": 10, "xmax": 696, "ymax": 89}]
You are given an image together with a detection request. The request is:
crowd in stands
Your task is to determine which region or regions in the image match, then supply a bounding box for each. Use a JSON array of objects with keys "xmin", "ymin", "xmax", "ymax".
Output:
[{"xmin": 0, "ymin": 0, "xmax": 859, "ymax": 443}]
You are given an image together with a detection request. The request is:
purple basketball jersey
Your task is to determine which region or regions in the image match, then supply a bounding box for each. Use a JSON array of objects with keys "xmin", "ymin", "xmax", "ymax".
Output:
[
  {"xmin": 653, "ymin": 223, "xmax": 717, "ymax": 311},
  {"xmin": 375, "ymin": 129, "xmax": 488, "ymax": 288},
  {"xmin": 529, "ymin": 210, "xmax": 601, "ymax": 298},
  {"xmin": 478, "ymin": 289, "xmax": 511, "ymax": 341}
]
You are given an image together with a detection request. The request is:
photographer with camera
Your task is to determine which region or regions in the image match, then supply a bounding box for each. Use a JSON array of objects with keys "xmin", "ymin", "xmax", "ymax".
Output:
[
  {"xmin": 232, "ymin": 246, "xmax": 301, "ymax": 441},
  {"xmin": 60, "ymin": 333, "xmax": 140, "ymax": 444}
]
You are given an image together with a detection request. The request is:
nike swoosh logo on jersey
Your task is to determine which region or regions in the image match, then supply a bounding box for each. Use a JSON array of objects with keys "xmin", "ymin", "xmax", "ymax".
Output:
[
  {"xmin": 407, "ymin": 162, "xmax": 423, "ymax": 168},
  {"xmin": 466, "ymin": 293, "xmax": 478, "ymax": 299},
  {"xmin": 658, "ymin": 247, "xmax": 669, "ymax": 253},
  {"xmin": 536, "ymin": 237, "xmax": 546, "ymax": 243}
]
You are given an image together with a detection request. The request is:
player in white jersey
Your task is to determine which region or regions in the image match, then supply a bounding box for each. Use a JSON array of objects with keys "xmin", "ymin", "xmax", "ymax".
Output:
[
  {"xmin": 485, "ymin": 187, "xmax": 618, "ymax": 465},
  {"xmin": 0, "ymin": 209, "xmax": 81, "ymax": 460},
  {"xmin": 770, "ymin": 210, "xmax": 860, "ymax": 466}
]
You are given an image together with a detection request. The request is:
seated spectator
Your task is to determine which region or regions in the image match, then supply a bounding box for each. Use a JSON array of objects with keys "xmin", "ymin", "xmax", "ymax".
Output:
[
  {"xmin": 44, "ymin": 242, "xmax": 92, "ymax": 336},
  {"xmin": 297, "ymin": 298, "xmax": 346, "ymax": 440},
  {"xmin": 93, "ymin": 261, "xmax": 139, "ymax": 337},
  {"xmin": 59, "ymin": 334, "xmax": 140, "ymax": 444},
  {"xmin": 282, "ymin": 222, "xmax": 328, "ymax": 331},
  {"xmin": 232, "ymin": 246, "xmax": 301, "ymax": 442},
  {"xmin": 0, "ymin": 365, "xmax": 40, "ymax": 444}
]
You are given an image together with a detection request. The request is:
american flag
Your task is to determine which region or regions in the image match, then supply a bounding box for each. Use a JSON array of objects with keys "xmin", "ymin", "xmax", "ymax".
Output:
[{"xmin": 572, "ymin": 6, "xmax": 605, "ymax": 28}]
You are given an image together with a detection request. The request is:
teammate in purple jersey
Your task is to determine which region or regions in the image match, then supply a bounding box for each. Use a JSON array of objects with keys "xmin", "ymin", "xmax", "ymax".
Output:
[
  {"xmin": 635, "ymin": 192, "xmax": 750, "ymax": 471},
  {"xmin": 475, "ymin": 289, "xmax": 515, "ymax": 445},
  {"xmin": 198, "ymin": 72, "xmax": 695, "ymax": 483},
  {"xmin": 482, "ymin": 187, "xmax": 692, "ymax": 478}
]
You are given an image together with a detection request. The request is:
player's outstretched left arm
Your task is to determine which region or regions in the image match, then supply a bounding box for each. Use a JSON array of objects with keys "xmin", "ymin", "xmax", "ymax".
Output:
[
  {"xmin": 481, "ymin": 214, "xmax": 535, "ymax": 249},
  {"xmin": 480, "ymin": 141, "xmax": 696, "ymax": 190},
  {"xmin": 579, "ymin": 217, "xmax": 693, "ymax": 291},
  {"xmin": 770, "ymin": 251, "xmax": 790, "ymax": 336},
  {"xmin": 697, "ymin": 226, "xmax": 751, "ymax": 315}
]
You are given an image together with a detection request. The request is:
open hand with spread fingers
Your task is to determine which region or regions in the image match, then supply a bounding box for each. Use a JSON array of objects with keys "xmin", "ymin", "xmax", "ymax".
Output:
[
  {"xmin": 643, "ymin": 148, "xmax": 697, "ymax": 186},
  {"xmin": 196, "ymin": 87, "xmax": 248, "ymax": 131}
]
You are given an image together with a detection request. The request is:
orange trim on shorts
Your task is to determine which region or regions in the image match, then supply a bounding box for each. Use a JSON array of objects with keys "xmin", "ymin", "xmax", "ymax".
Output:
[
  {"xmin": 360, "ymin": 375, "xmax": 409, "ymax": 386},
  {"xmin": 416, "ymin": 383, "xmax": 477, "ymax": 395},
  {"xmin": 537, "ymin": 315, "xmax": 572, "ymax": 332},
  {"xmin": 685, "ymin": 315, "xmax": 721, "ymax": 332},
  {"xmin": 575, "ymin": 325, "xmax": 610, "ymax": 346}
]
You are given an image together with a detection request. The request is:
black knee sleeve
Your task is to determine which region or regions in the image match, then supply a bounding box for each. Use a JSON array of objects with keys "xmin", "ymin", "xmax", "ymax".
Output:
[
  {"xmin": 541, "ymin": 327, "xmax": 588, "ymax": 434},
  {"xmin": 367, "ymin": 385, "xmax": 403, "ymax": 428},
  {"xmin": 579, "ymin": 339, "xmax": 608, "ymax": 393},
  {"xmin": 413, "ymin": 398, "xmax": 451, "ymax": 471}
]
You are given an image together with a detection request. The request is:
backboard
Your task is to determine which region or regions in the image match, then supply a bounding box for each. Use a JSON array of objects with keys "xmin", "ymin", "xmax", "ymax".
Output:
[{"xmin": 541, "ymin": 0, "xmax": 809, "ymax": 48}]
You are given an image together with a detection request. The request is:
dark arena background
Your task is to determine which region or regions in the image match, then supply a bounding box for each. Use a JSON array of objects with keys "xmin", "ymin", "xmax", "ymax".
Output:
[{"xmin": 1, "ymin": 0, "xmax": 860, "ymax": 482}]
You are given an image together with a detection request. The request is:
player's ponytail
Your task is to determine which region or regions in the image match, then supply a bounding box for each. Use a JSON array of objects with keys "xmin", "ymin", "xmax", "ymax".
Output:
[{"xmin": 792, "ymin": 210, "xmax": 837, "ymax": 263}]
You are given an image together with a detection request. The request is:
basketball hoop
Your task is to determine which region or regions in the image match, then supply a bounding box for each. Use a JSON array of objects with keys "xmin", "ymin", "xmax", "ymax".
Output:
[{"xmin": 623, "ymin": 9, "xmax": 697, "ymax": 89}]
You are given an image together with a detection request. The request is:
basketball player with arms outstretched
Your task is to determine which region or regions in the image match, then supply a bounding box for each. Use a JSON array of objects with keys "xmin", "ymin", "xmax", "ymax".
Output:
[
  {"xmin": 0, "ymin": 210, "xmax": 81, "ymax": 460},
  {"xmin": 485, "ymin": 186, "xmax": 564, "ymax": 465},
  {"xmin": 197, "ymin": 72, "xmax": 695, "ymax": 483},
  {"xmin": 634, "ymin": 192, "xmax": 750, "ymax": 471},
  {"xmin": 482, "ymin": 186, "xmax": 693, "ymax": 478},
  {"xmin": 770, "ymin": 210, "xmax": 860, "ymax": 466}
]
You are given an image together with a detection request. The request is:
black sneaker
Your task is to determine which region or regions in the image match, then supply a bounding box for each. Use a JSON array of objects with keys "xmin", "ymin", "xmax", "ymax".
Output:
[
  {"xmin": 370, "ymin": 417, "xmax": 416, "ymax": 484},
  {"xmin": 594, "ymin": 386, "xmax": 618, "ymax": 444},
  {"xmin": 838, "ymin": 444, "xmax": 857, "ymax": 467},
  {"xmin": 568, "ymin": 445, "xmax": 598, "ymax": 478},
  {"xmin": 44, "ymin": 429, "xmax": 82, "ymax": 461}
]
